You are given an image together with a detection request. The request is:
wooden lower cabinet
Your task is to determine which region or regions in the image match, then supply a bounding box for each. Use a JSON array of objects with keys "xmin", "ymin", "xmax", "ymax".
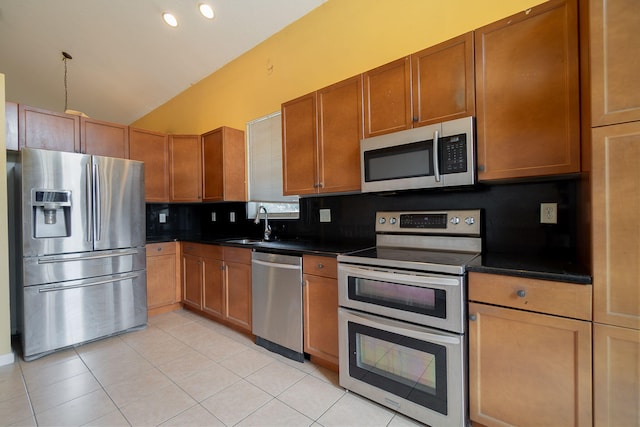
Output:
[
  {"xmin": 593, "ymin": 323, "xmax": 640, "ymax": 427},
  {"xmin": 181, "ymin": 243, "xmax": 251, "ymax": 333},
  {"xmin": 303, "ymin": 255, "xmax": 339, "ymax": 371},
  {"xmin": 468, "ymin": 273, "xmax": 592, "ymax": 427},
  {"xmin": 146, "ymin": 242, "xmax": 181, "ymax": 316}
]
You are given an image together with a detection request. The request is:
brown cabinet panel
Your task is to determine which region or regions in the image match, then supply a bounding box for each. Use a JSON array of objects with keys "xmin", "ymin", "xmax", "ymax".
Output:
[
  {"xmin": 169, "ymin": 134, "xmax": 202, "ymax": 202},
  {"xmin": 468, "ymin": 302, "xmax": 592, "ymax": 427},
  {"xmin": 363, "ymin": 56, "xmax": 412, "ymax": 138},
  {"xmin": 182, "ymin": 253, "xmax": 203, "ymax": 310},
  {"xmin": 593, "ymin": 323, "xmax": 640, "ymax": 427},
  {"xmin": 129, "ymin": 127, "xmax": 169, "ymax": 202},
  {"xmin": 590, "ymin": 0, "xmax": 640, "ymax": 126},
  {"xmin": 224, "ymin": 260, "xmax": 252, "ymax": 331},
  {"xmin": 317, "ymin": 75, "xmax": 363, "ymax": 193},
  {"xmin": 5, "ymin": 102, "xmax": 18, "ymax": 151},
  {"xmin": 202, "ymin": 126, "xmax": 246, "ymax": 202},
  {"xmin": 146, "ymin": 242, "xmax": 181, "ymax": 314},
  {"xmin": 202, "ymin": 257, "xmax": 224, "ymax": 319},
  {"xmin": 412, "ymin": 32, "xmax": 475, "ymax": 127},
  {"xmin": 282, "ymin": 92, "xmax": 318, "ymax": 195},
  {"xmin": 475, "ymin": 0, "xmax": 580, "ymax": 180},
  {"xmin": 592, "ymin": 121, "xmax": 640, "ymax": 329},
  {"xmin": 19, "ymin": 104, "xmax": 80, "ymax": 152},
  {"xmin": 81, "ymin": 117, "xmax": 129, "ymax": 158}
]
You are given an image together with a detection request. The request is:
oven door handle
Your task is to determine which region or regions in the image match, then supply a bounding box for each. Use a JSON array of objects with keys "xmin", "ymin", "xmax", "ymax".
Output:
[
  {"xmin": 339, "ymin": 265, "xmax": 460, "ymax": 288},
  {"xmin": 341, "ymin": 308, "xmax": 462, "ymax": 345}
]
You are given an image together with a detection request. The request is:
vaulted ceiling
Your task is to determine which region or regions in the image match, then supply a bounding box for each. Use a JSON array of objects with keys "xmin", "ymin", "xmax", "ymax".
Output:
[{"xmin": 0, "ymin": 0, "xmax": 327, "ymax": 124}]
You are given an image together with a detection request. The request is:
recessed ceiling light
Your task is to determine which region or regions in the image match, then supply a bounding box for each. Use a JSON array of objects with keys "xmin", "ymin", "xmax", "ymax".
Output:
[
  {"xmin": 199, "ymin": 3, "xmax": 215, "ymax": 19},
  {"xmin": 162, "ymin": 12, "xmax": 178, "ymax": 27}
]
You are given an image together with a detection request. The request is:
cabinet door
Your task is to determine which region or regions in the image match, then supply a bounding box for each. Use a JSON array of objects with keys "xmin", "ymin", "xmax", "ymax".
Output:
[
  {"xmin": 19, "ymin": 105, "xmax": 80, "ymax": 152},
  {"xmin": 224, "ymin": 261, "xmax": 252, "ymax": 331},
  {"xmin": 129, "ymin": 127, "xmax": 169, "ymax": 202},
  {"xmin": 282, "ymin": 92, "xmax": 318, "ymax": 195},
  {"xmin": 317, "ymin": 75, "xmax": 363, "ymax": 193},
  {"xmin": 475, "ymin": 0, "xmax": 580, "ymax": 180},
  {"xmin": 202, "ymin": 128, "xmax": 224, "ymax": 201},
  {"xmin": 182, "ymin": 253, "xmax": 202, "ymax": 310},
  {"xmin": 303, "ymin": 273, "xmax": 339, "ymax": 367},
  {"xmin": 169, "ymin": 134, "xmax": 202, "ymax": 202},
  {"xmin": 80, "ymin": 117, "xmax": 129, "ymax": 158},
  {"xmin": 411, "ymin": 32, "xmax": 475, "ymax": 127},
  {"xmin": 363, "ymin": 57, "xmax": 412, "ymax": 138},
  {"xmin": 468, "ymin": 302, "xmax": 592, "ymax": 427},
  {"xmin": 202, "ymin": 257, "xmax": 225, "ymax": 319},
  {"xmin": 202, "ymin": 127, "xmax": 246, "ymax": 202},
  {"xmin": 590, "ymin": 0, "xmax": 640, "ymax": 126},
  {"xmin": 593, "ymin": 323, "xmax": 640, "ymax": 427},
  {"xmin": 5, "ymin": 102, "xmax": 18, "ymax": 151},
  {"xmin": 592, "ymin": 121, "xmax": 640, "ymax": 329},
  {"xmin": 146, "ymin": 243, "xmax": 178, "ymax": 310}
]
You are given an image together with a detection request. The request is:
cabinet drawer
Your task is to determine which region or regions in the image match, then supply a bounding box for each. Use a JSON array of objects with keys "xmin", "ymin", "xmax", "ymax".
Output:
[
  {"xmin": 224, "ymin": 246, "xmax": 251, "ymax": 264},
  {"xmin": 303, "ymin": 255, "xmax": 337, "ymax": 278},
  {"xmin": 147, "ymin": 242, "xmax": 176, "ymax": 256},
  {"xmin": 468, "ymin": 272, "xmax": 592, "ymax": 321},
  {"xmin": 182, "ymin": 242, "xmax": 223, "ymax": 259}
]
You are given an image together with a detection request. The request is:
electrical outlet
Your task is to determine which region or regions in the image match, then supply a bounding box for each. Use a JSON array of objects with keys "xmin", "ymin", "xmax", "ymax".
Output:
[
  {"xmin": 211, "ymin": 212, "xmax": 216, "ymax": 222},
  {"xmin": 229, "ymin": 211, "xmax": 236, "ymax": 223},
  {"xmin": 319, "ymin": 208, "xmax": 331, "ymax": 223},
  {"xmin": 540, "ymin": 203, "xmax": 558, "ymax": 224},
  {"xmin": 159, "ymin": 213, "xmax": 167, "ymax": 223}
]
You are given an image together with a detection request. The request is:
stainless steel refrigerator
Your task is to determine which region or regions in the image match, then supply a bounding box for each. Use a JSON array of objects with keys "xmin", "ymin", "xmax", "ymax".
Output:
[{"xmin": 16, "ymin": 148, "xmax": 147, "ymax": 360}]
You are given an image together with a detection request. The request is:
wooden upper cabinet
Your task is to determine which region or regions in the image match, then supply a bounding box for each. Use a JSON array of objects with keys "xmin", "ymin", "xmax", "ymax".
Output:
[
  {"xmin": 5, "ymin": 102, "xmax": 18, "ymax": 151},
  {"xmin": 202, "ymin": 126, "xmax": 247, "ymax": 202},
  {"xmin": 411, "ymin": 32, "xmax": 475, "ymax": 127},
  {"xmin": 317, "ymin": 75, "xmax": 363, "ymax": 193},
  {"xmin": 19, "ymin": 104, "xmax": 80, "ymax": 152},
  {"xmin": 282, "ymin": 92, "xmax": 318, "ymax": 195},
  {"xmin": 592, "ymin": 121, "xmax": 640, "ymax": 330},
  {"xmin": 589, "ymin": 0, "xmax": 640, "ymax": 126},
  {"xmin": 129, "ymin": 127, "xmax": 170, "ymax": 203},
  {"xmin": 80, "ymin": 117, "xmax": 129, "ymax": 158},
  {"xmin": 475, "ymin": 0, "xmax": 581, "ymax": 181},
  {"xmin": 169, "ymin": 134, "xmax": 202, "ymax": 202},
  {"xmin": 363, "ymin": 57, "xmax": 412, "ymax": 138}
]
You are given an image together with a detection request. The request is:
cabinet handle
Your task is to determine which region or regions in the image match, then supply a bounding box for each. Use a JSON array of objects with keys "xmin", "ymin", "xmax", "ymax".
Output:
[
  {"xmin": 156, "ymin": 247, "xmax": 163, "ymax": 252},
  {"xmin": 478, "ymin": 165, "xmax": 485, "ymax": 172},
  {"xmin": 517, "ymin": 289, "xmax": 526, "ymax": 298},
  {"xmin": 317, "ymin": 263, "xmax": 324, "ymax": 269},
  {"xmin": 469, "ymin": 314, "xmax": 477, "ymax": 321}
]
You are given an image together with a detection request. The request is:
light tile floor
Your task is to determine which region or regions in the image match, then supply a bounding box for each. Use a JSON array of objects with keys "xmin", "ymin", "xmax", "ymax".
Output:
[{"xmin": 0, "ymin": 309, "xmax": 425, "ymax": 426}]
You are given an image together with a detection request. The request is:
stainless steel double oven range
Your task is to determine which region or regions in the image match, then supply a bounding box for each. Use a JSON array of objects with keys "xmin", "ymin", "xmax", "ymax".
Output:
[{"xmin": 337, "ymin": 209, "xmax": 481, "ymax": 427}]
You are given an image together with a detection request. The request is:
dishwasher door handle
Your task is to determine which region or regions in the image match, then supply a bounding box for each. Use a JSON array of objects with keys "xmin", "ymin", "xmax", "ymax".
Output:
[{"xmin": 252, "ymin": 259, "xmax": 301, "ymax": 270}]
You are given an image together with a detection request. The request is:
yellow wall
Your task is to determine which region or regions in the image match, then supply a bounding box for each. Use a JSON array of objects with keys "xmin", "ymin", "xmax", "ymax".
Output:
[
  {"xmin": 131, "ymin": 0, "xmax": 546, "ymax": 134},
  {"xmin": 0, "ymin": 74, "xmax": 13, "ymax": 361}
]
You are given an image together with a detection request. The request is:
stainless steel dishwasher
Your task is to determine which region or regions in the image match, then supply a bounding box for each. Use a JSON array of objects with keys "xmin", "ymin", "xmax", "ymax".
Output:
[{"xmin": 251, "ymin": 251, "xmax": 304, "ymax": 362}]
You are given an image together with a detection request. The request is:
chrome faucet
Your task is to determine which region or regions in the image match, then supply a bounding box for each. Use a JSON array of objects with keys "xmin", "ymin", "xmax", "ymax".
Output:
[{"xmin": 254, "ymin": 205, "xmax": 271, "ymax": 241}]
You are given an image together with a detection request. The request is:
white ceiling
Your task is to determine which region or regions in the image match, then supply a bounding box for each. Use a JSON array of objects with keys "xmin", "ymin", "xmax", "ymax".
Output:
[{"xmin": 0, "ymin": 0, "xmax": 327, "ymax": 125}]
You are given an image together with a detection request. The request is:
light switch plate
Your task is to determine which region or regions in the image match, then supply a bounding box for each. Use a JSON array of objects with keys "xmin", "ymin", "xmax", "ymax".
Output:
[
  {"xmin": 540, "ymin": 203, "xmax": 557, "ymax": 224},
  {"xmin": 319, "ymin": 208, "xmax": 331, "ymax": 223},
  {"xmin": 230, "ymin": 212, "xmax": 236, "ymax": 223},
  {"xmin": 211, "ymin": 212, "xmax": 216, "ymax": 222},
  {"xmin": 159, "ymin": 213, "xmax": 167, "ymax": 223}
]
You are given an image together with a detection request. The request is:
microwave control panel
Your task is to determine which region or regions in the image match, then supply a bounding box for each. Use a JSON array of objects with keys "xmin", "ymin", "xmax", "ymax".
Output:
[{"xmin": 441, "ymin": 134, "xmax": 467, "ymax": 174}]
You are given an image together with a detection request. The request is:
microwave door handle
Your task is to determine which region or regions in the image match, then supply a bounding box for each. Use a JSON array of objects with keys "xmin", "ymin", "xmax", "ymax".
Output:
[{"xmin": 433, "ymin": 130, "xmax": 441, "ymax": 182}]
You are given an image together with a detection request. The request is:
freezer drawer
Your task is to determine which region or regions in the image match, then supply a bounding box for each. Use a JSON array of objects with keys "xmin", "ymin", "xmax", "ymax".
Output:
[
  {"xmin": 23, "ymin": 247, "xmax": 146, "ymax": 287},
  {"xmin": 22, "ymin": 270, "xmax": 147, "ymax": 360}
]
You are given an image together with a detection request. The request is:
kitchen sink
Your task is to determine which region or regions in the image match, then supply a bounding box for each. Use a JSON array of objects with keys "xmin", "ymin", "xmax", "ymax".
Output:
[{"xmin": 225, "ymin": 238, "xmax": 264, "ymax": 245}]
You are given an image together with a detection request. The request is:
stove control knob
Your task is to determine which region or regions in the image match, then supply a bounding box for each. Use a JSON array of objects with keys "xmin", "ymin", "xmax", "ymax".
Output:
[
  {"xmin": 389, "ymin": 217, "xmax": 397, "ymax": 225},
  {"xmin": 378, "ymin": 217, "xmax": 386, "ymax": 224},
  {"xmin": 450, "ymin": 216, "xmax": 460, "ymax": 225},
  {"xmin": 465, "ymin": 216, "xmax": 475, "ymax": 225}
]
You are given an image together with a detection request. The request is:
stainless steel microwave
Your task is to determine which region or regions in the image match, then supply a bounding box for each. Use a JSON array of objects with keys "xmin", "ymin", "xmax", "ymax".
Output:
[{"xmin": 360, "ymin": 116, "xmax": 475, "ymax": 193}]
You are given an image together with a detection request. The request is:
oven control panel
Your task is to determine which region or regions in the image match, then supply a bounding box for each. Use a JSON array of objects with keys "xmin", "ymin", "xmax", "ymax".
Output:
[{"xmin": 376, "ymin": 209, "xmax": 481, "ymax": 236}]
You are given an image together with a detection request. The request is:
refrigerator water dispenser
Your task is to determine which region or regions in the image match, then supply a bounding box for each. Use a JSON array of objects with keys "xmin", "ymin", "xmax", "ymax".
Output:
[{"xmin": 32, "ymin": 190, "xmax": 71, "ymax": 238}]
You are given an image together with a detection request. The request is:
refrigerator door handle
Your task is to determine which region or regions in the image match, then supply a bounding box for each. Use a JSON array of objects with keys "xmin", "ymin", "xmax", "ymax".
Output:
[
  {"xmin": 86, "ymin": 162, "xmax": 93, "ymax": 242},
  {"xmin": 37, "ymin": 273, "xmax": 142, "ymax": 293},
  {"xmin": 36, "ymin": 248, "xmax": 141, "ymax": 264},
  {"xmin": 93, "ymin": 161, "xmax": 101, "ymax": 242}
]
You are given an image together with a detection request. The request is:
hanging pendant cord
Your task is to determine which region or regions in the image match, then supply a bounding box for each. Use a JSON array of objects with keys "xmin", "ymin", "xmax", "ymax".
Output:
[{"xmin": 62, "ymin": 51, "xmax": 72, "ymax": 111}]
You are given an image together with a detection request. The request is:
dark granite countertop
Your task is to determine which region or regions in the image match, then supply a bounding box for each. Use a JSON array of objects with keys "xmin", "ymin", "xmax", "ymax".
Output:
[
  {"xmin": 468, "ymin": 252, "xmax": 592, "ymax": 284},
  {"xmin": 195, "ymin": 237, "xmax": 373, "ymax": 258}
]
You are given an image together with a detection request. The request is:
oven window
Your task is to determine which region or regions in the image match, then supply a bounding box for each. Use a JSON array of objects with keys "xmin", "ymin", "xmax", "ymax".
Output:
[
  {"xmin": 348, "ymin": 277, "xmax": 447, "ymax": 319},
  {"xmin": 348, "ymin": 321, "xmax": 448, "ymax": 415},
  {"xmin": 364, "ymin": 141, "xmax": 433, "ymax": 182}
]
